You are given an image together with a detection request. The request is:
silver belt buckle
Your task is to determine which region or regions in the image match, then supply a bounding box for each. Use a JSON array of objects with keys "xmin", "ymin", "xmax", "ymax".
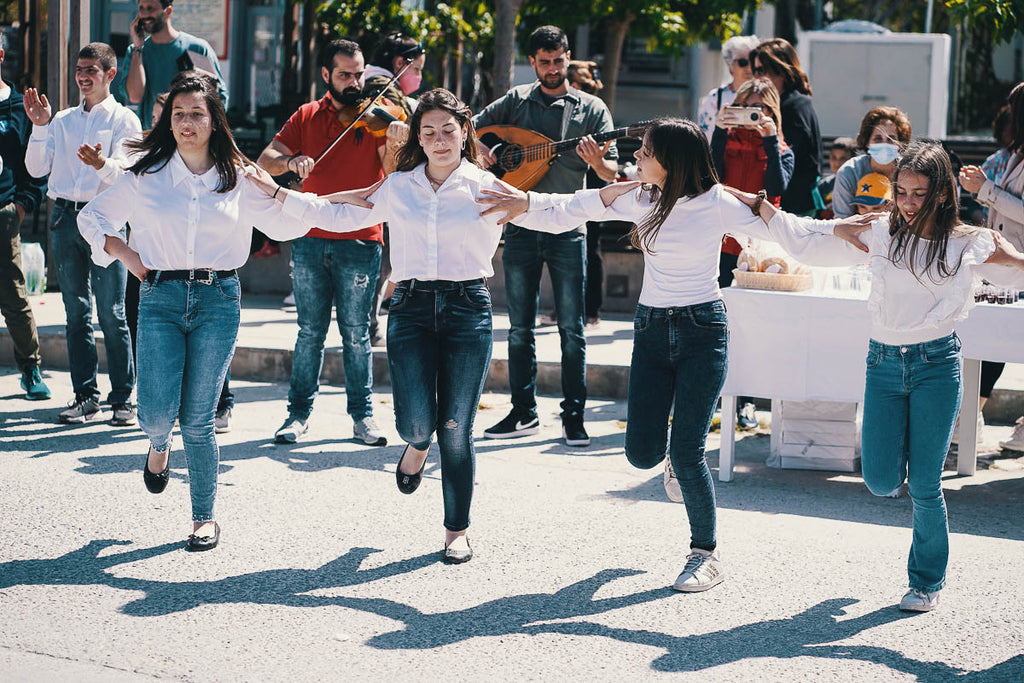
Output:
[{"xmin": 190, "ymin": 269, "xmax": 214, "ymax": 285}]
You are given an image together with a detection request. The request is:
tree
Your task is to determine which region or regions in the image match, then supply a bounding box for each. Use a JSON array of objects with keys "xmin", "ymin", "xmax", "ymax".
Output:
[{"xmin": 492, "ymin": 0, "xmax": 526, "ymax": 97}]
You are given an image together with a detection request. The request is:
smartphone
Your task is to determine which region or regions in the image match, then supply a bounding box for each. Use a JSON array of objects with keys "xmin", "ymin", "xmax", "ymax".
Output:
[
  {"xmin": 133, "ymin": 16, "xmax": 150, "ymax": 37},
  {"xmin": 718, "ymin": 106, "xmax": 762, "ymax": 127}
]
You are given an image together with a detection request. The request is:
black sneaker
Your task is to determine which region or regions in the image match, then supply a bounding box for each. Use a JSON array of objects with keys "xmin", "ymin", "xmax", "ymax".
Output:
[
  {"xmin": 59, "ymin": 396, "xmax": 101, "ymax": 424},
  {"xmin": 110, "ymin": 402, "xmax": 137, "ymax": 426},
  {"xmin": 561, "ymin": 413, "xmax": 590, "ymax": 447},
  {"xmin": 484, "ymin": 410, "xmax": 540, "ymax": 439}
]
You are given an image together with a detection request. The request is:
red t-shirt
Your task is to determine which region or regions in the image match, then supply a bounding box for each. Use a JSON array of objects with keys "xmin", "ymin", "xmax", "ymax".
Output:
[{"xmin": 274, "ymin": 95, "xmax": 386, "ymax": 241}]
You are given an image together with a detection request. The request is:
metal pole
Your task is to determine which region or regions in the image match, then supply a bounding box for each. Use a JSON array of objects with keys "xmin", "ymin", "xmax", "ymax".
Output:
[{"xmin": 925, "ymin": 0, "xmax": 934, "ymax": 33}]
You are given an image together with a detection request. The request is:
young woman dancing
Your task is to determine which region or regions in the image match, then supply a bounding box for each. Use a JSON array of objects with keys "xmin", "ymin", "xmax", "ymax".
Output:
[
  {"xmin": 730, "ymin": 141, "xmax": 1024, "ymax": 611},
  {"xmin": 245, "ymin": 89, "xmax": 625, "ymax": 563},
  {"xmin": 78, "ymin": 72, "xmax": 344, "ymax": 551},
  {"xmin": 481, "ymin": 117, "xmax": 866, "ymax": 592}
]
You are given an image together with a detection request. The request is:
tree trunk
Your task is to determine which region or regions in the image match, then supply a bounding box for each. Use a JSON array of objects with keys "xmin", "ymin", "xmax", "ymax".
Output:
[
  {"xmin": 602, "ymin": 15, "xmax": 634, "ymax": 118},
  {"xmin": 492, "ymin": 0, "xmax": 524, "ymax": 98},
  {"xmin": 454, "ymin": 36, "xmax": 464, "ymax": 100}
]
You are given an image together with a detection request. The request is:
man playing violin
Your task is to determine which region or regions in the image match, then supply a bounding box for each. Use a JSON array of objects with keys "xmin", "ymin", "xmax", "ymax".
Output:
[
  {"xmin": 257, "ymin": 39, "xmax": 399, "ymax": 447},
  {"xmin": 473, "ymin": 25, "xmax": 618, "ymax": 447}
]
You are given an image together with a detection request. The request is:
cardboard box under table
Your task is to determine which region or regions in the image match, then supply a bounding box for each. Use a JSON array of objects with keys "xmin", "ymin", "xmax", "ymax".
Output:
[{"xmin": 717, "ymin": 287, "xmax": 1024, "ymax": 482}]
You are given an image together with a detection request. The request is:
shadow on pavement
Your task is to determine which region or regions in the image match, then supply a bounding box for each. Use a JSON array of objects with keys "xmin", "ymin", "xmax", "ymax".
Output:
[{"xmin": 2, "ymin": 539, "xmax": 1020, "ymax": 678}]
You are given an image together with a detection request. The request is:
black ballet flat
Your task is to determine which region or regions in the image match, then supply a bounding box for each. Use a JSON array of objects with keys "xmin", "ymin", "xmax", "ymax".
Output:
[
  {"xmin": 143, "ymin": 447, "xmax": 170, "ymax": 494},
  {"xmin": 396, "ymin": 444, "xmax": 427, "ymax": 494},
  {"xmin": 186, "ymin": 522, "xmax": 220, "ymax": 552}
]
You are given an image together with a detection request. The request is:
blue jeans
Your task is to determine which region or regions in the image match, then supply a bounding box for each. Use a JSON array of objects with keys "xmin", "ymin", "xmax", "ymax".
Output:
[
  {"xmin": 386, "ymin": 279, "xmax": 493, "ymax": 532},
  {"xmin": 50, "ymin": 202, "xmax": 134, "ymax": 403},
  {"xmin": 502, "ymin": 226, "xmax": 586, "ymax": 417},
  {"xmin": 625, "ymin": 301, "xmax": 729, "ymax": 551},
  {"xmin": 861, "ymin": 334, "xmax": 962, "ymax": 593},
  {"xmin": 136, "ymin": 273, "xmax": 240, "ymax": 523},
  {"xmin": 288, "ymin": 237, "xmax": 381, "ymax": 421}
]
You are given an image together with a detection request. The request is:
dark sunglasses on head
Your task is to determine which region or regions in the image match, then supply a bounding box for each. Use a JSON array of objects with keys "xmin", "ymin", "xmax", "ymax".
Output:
[{"xmin": 732, "ymin": 58, "xmax": 750, "ymax": 68}]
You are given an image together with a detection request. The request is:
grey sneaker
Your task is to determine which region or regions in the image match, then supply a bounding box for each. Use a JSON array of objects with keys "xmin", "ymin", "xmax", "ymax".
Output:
[
  {"xmin": 59, "ymin": 396, "xmax": 101, "ymax": 424},
  {"xmin": 110, "ymin": 402, "xmax": 137, "ymax": 426},
  {"xmin": 899, "ymin": 588, "xmax": 940, "ymax": 612},
  {"xmin": 354, "ymin": 416, "xmax": 388, "ymax": 446},
  {"xmin": 672, "ymin": 548, "xmax": 724, "ymax": 592},
  {"xmin": 215, "ymin": 407, "xmax": 232, "ymax": 434},
  {"xmin": 664, "ymin": 458, "xmax": 684, "ymax": 502},
  {"xmin": 274, "ymin": 416, "xmax": 308, "ymax": 444}
]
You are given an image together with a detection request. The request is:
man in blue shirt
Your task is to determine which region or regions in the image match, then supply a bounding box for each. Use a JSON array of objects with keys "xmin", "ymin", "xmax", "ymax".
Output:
[{"xmin": 124, "ymin": 0, "xmax": 227, "ymax": 128}]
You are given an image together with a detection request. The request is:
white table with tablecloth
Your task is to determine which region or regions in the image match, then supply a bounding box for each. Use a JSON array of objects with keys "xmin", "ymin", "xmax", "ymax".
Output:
[{"xmin": 717, "ymin": 287, "xmax": 1024, "ymax": 481}]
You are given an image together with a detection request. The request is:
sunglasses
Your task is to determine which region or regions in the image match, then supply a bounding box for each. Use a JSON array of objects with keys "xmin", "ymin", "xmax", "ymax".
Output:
[
  {"xmin": 753, "ymin": 66, "xmax": 768, "ymax": 76},
  {"xmin": 732, "ymin": 58, "xmax": 750, "ymax": 68}
]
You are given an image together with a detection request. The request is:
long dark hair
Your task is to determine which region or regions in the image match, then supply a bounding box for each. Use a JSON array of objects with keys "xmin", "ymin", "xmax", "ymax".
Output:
[
  {"xmin": 630, "ymin": 118, "xmax": 719, "ymax": 254},
  {"xmin": 1007, "ymin": 81, "xmax": 1024, "ymax": 154},
  {"xmin": 126, "ymin": 71, "xmax": 248, "ymax": 192},
  {"xmin": 750, "ymin": 38, "xmax": 812, "ymax": 96},
  {"xmin": 394, "ymin": 88, "xmax": 481, "ymax": 171},
  {"xmin": 888, "ymin": 141, "xmax": 970, "ymax": 281}
]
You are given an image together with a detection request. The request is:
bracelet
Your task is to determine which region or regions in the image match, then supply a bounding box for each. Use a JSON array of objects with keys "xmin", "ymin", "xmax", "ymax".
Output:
[
  {"xmin": 751, "ymin": 189, "xmax": 767, "ymax": 216},
  {"xmin": 273, "ymin": 186, "xmax": 281, "ymax": 200}
]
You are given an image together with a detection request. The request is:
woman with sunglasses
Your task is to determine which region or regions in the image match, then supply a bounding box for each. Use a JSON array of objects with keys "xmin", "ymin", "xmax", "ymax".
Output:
[
  {"xmin": 749, "ymin": 38, "xmax": 822, "ymax": 216},
  {"xmin": 696, "ymin": 35, "xmax": 761, "ymax": 141}
]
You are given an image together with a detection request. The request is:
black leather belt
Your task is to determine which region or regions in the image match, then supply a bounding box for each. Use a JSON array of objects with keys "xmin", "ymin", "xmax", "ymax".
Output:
[
  {"xmin": 400, "ymin": 278, "xmax": 486, "ymax": 291},
  {"xmin": 54, "ymin": 197, "xmax": 90, "ymax": 211},
  {"xmin": 146, "ymin": 269, "xmax": 237, "ymax": 285}
]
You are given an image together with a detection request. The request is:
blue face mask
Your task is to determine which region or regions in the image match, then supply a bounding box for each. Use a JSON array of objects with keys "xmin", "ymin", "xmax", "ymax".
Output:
[{"xmin": 868, "ymin": 142, "xmax": 899, "ymax": 165}]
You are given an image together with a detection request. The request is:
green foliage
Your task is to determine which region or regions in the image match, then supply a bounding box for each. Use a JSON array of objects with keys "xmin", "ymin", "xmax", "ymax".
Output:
[
  {"xmin": 518, "ymin": 0, "xmax": 756, "ymax": 54},
  {"xmin": 944, "ymin": 0, "xmax": 1024, "ymax": 44},
  {"xmin": 314, "ymin": 0, "xmax": 492, "ymax": 59}
]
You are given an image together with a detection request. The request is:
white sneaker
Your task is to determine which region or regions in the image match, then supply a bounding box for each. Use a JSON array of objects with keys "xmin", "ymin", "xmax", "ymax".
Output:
[
  {"xmin": 283, "ymin": 292, "xmax": 296, "ymax": 306},
  {"xmin": 899, "ymin": 588, "xmax": 940, "ymax": 612},
  {"xmin": 274, "ymin": 416, "xmax": 308, "ymax": 444},
  {"xmin": 663, "ymin": 458, "xmax": 683, "ymax": 502},
  {"xmin": 672, "ymin": 548, "xmax": 724, "ymax": 592},
  {"xmin": 999, "ymin": 416, "xmax": 1024, "ymax": 452},
  {"xmin": 950, "ymin": 411, "xmax": 984, "ymax": 445},
  {"xmin": 353, "ymin": 416, "xmax": 388, "ymax": 446},
  {"xmin": 214, "ymin": 407, "xmax": 232, "ymax": 434}
]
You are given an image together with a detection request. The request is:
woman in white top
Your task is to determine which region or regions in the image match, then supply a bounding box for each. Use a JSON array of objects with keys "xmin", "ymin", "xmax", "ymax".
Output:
[
  {"xmin": 730, "ymin": 141, "xmax": 1024, "ymax": 612},
  {"xmin": 245, "ymin": 89, "xmax": 621, "ymax": 563},
  {"xmin": 482, "ymin": 117, "xmax": 869, "ymax": 592},
  {"xmin": 78, "ymin": 72, "xmax": 331, "ymax": 551}
]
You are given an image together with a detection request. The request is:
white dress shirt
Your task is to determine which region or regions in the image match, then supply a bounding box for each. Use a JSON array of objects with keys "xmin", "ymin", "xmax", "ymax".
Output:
[
  {"xmin": 520, "ymin": 184, "xmax": 804, "ymax": 308},
  {"xmin": 281, "ymin": 159, "xmax": 578, "ymax": 282},
  {"xmin": 78, "ymin": 152, "xmax": 316, "ymax": 270},
  {"xmin": 765, "ymin": 212, "xmax": 1024, "ymax": 344},
  {"xmin": 25, "ymin": 95, "xmax": 142, "ymax": 201}
]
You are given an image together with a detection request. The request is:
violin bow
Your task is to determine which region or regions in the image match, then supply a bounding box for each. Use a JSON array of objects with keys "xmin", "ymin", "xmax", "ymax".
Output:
[{"xmin": 311, "ymin": 44, "xmax": 424, "ymax": 168}]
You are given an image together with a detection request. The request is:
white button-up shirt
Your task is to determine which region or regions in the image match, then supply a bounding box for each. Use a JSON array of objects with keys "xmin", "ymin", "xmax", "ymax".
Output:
[
  {"xmin": 281, "ymin": 159, "xmax": 578, "ymax": 282},
  {"xmin": 78, "ymin": 151, "xmax": 316, "ymax": 270},
  {"xmin": 25, "ymin": 95, "xmax": 142, "ymax": 202}
]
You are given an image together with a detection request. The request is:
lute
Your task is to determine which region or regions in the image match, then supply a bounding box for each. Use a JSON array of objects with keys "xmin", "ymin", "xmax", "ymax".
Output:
[{"xmin": 477, "ymin": 121, "xmax": 651, "ymax": 190}]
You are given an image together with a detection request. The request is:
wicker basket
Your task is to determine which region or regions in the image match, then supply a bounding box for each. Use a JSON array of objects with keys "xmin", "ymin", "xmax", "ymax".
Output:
[{"xmin": 732, "ymin": 269, "xmax": 812, "ymax": 292}]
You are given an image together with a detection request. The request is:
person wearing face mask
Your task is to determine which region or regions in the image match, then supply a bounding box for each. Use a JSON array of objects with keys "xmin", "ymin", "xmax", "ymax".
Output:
[
  {"xmin": 831, "ymin": 106, "xmax": 912, "ymax": 218},
  {"xmin": 696, "ymin": 35, "xmax": 761, "ymax": 141}
]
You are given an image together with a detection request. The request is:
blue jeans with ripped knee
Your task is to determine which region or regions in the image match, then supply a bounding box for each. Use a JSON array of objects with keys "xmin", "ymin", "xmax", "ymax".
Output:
[
  {"xmin": 386, "ymin": 279, "xmax": 492, "ymax": 532},
  {"xmin": 287, "ymin": 237, "xmax": 381, "ymax": 421}
]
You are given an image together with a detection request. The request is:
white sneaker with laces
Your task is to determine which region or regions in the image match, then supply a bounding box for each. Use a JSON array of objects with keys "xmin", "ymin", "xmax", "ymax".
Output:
[
  {"xmin": 999, "ymin": 416, "xmax": 1024, "ymax": 452},
  {"xmin": 672, "ymin": 548, "xmax": 724, "ymax": 592},
  {"xmin": 899, "ymin": 588, "xmax": 940, "ymax": 612},
  {"xmin": 354, "ymin": 416, "xmax": 388, "ymax": 446},
  {"xmin": 663, "ymin": 458, "xmax": 683, "ymax": 502}
]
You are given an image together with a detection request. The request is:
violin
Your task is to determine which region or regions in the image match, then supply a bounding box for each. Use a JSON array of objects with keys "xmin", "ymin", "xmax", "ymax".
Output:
[{"xmin": 335, "ymin": 99, "xmax": 407, "ymax": 138}]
